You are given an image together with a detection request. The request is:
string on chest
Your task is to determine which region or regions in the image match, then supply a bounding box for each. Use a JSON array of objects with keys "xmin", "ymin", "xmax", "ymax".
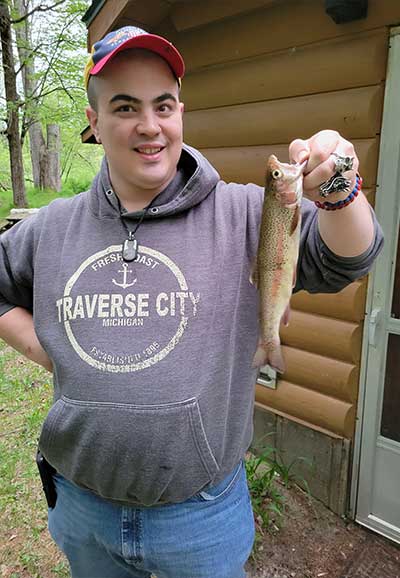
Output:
[{"xmin": 118, "ymin": 199, "xmax": 154, "ymax": 262}]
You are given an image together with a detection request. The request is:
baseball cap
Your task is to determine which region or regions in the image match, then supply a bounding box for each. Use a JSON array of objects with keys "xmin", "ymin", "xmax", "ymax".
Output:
[{"xmin": 84, "ymin": 26, "xmax": 185, "ymax": 89}]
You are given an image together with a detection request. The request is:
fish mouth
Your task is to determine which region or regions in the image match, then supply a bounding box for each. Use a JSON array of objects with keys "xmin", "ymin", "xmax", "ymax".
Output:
[
  {"xmin": 287, "ymin": 159, "xmax": 307, "ymax": 183},
  {"xmin": 284, "ymin": 159, "xmax": 308, "ymax": 188},
  {"xmin": 297, "ymin": 158, "xmax": 308, "ymax": 174},
  {"xmin": 276, "ymin": 160, "xmax": 307, "ymax": 207}
]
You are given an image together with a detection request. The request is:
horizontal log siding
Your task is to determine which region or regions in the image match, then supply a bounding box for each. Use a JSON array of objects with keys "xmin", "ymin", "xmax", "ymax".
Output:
[
  {"xmin": 279, "ymin": 311, "xmax": 362, "ymax": 365},
  {"xmin": 171, "ymin": 0, "xmax": 276, "ymax": 32},
  {"xmin": 281, "ymin": 347, "xmax": 359, "ymax": 403},
  {"xmin": 183, "ymin": 86, "xmax": 384, "ymax": 147},
  {"xmin": 256, "ymin": 381, "xmax": 355, "ymax": 438},
  {"xmin": 162, "ymin": 0, "xmax": 398, "ymax": 73},
  {"xmin": 180, "ymin": 31, "xmax": 387, "ymax": 111},
  {"xmin": 291, "ymin": 281, "xmax": 366, "ymax": 323},
  {"xmin": 200, "ymin": 138, "xmax": 379, "ymax": 188}
]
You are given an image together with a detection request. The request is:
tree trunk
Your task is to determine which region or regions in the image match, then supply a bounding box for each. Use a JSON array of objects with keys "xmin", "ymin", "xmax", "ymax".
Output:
[
  {"xmin": 0, "ymin": 0, "xmax": 27, "ymax": 207},
  {"xmin": 13, "ymin": 0, "xmax": 48, "ymax": 189},
  {"xmin": 29, "ymin": 121, "xmax": 46, "ymax": 187},
  {"xmin": 44, "ymin": 124, "xmax": 61, "ymax": 191}
]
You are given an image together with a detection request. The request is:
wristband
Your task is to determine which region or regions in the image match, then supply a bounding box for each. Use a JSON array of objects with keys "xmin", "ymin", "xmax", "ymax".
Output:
[{"xmin": 315, "ymin": 174, "xmax": 362, "ymax": 211}]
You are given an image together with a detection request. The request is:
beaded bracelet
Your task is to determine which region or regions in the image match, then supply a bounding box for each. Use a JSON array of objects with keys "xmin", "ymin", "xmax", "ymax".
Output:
[{"xmin": 315, "ymin": 174, "xmax": 362, "ymax": 211}]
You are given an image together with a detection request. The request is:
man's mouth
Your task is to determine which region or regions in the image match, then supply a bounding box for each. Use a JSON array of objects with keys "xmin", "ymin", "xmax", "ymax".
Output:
[{"xmin": 135, "ymin": 146, "xmax": 165, "ymax": 155}]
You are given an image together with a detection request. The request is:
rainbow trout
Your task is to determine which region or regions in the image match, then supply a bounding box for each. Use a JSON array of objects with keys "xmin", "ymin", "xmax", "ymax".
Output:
[{"xmin": 251, "ymin": 155, "xmax": 306, "ymax": 373}]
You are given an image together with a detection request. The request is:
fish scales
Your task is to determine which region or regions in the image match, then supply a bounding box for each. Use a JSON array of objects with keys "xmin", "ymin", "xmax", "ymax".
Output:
[{"xmin": 252, "ymin": 154, "xmax": 305, "ymax": 373}]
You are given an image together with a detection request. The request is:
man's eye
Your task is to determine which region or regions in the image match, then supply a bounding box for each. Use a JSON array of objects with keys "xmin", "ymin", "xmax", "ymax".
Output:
[
  {"xmin": 116, "ymin": 105, "xmax": 135, "ymax": 113},
  {"xmin": 158, "ymin": 103, "xmax": 172, "ymax": 113}
]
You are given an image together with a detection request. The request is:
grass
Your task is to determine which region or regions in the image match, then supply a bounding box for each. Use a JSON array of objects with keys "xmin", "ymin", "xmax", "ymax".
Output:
[
  {"xmin": 0, "ymin": 140, "xmax": 103, "ymax": 220},
  {"xmin": 245, "ymin": 438, "xmax": 311, "ymax": 560},
  {"xmin": 0, "ymin": 340, "xmax": 304, "ymax": 576},
  {"xmin": 0, "ymin": 342, "xmax": 69, "ymax": 578},
  {"xmin": 0, "ymin": 179, "xmax": 93, "ymax": 220}
]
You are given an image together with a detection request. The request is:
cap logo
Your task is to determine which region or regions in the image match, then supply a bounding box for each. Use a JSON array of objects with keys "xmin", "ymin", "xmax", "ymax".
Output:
[{"xmin": 105, "ymin": 26, "xmax": 141, "ymax": 47}]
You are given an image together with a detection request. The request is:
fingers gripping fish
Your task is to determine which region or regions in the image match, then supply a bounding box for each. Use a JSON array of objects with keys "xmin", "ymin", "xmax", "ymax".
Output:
[{"xmin": 251, "ymin": 155, "xmax": 307, "ymax": 373}]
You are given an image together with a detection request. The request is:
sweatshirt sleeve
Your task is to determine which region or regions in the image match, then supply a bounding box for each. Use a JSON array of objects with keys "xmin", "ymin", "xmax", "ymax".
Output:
[
  {"xmin": 0, "ymin": 213, "xmax": 41, "ymax": 316},
  {"xmin": 295, "ymin": 197, "xmax": 384, "ymax": 293}
]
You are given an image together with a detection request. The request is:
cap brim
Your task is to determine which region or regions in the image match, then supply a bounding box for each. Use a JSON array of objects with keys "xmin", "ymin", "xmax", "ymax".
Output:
[{"xmin": 90, "ymin": 33, "xmax": 185, "ymax": 80}]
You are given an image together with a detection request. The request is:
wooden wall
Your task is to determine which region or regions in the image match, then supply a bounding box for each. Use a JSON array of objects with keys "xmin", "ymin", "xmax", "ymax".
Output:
[{"xmin": 87, "ymin": 0, "xmax": 400, "ymax": 438}]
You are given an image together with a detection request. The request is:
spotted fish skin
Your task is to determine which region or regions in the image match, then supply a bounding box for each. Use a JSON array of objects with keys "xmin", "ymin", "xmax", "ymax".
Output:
[{"xmin": 251, "ymin": 154, "xmax": 306, "ymax": 373}]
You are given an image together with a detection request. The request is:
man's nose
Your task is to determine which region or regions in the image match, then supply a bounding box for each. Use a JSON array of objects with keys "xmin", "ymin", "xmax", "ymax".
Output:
[{"xmin": 136, "ymin": 112, "xmax": 160, "ymax": 136}]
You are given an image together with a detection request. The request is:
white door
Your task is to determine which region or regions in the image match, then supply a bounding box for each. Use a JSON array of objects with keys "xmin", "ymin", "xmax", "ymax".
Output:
[{"xmin": 351, "ymin": 26, "xmax": 400, "ymax": 545}]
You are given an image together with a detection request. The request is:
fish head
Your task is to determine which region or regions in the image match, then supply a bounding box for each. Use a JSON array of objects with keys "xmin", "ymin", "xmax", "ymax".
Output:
[{"xmin": 265, "ymin": 155, "xmax": 306, "ymax": 206}]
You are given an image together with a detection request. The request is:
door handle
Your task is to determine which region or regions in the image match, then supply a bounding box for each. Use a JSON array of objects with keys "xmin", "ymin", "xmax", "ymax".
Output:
[{"xmin": 368, "ymin": 308, "xmax": 382, "ymax": 347}]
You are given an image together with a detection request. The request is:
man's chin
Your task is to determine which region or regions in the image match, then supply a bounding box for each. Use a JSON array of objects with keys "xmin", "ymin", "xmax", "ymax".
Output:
[{"xmin": 135, "ymin": 171, "xmax": 177, "ymax": 194}]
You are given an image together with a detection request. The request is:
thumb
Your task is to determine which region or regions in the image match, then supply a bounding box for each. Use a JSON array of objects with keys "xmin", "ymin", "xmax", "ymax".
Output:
[{"xmin": 289, "ymin": 138, "xmax": 310, "ymax": 165}]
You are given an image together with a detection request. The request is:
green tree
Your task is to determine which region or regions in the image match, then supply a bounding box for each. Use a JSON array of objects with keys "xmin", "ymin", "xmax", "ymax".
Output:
[{"xmin": 0, "ymin": 0, "xmax": 89, "ymax": 204}]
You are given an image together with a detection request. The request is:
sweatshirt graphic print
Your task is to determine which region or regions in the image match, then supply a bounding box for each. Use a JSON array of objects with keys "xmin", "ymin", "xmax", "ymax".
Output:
[{"xmin": 56, "ymin": 244, "xmax": 200, "ymax": 372}]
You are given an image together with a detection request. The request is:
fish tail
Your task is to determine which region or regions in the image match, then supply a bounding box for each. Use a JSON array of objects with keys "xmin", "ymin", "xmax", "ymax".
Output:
[{"xmin": 252, "ymin": 340, "xmax": 286, "ymax": 374}]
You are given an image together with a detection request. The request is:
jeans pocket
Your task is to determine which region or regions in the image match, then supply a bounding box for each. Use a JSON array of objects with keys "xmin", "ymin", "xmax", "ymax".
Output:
[{"xmin": 190, "ymin": 460, "xmax": 244, "ymax": 502}]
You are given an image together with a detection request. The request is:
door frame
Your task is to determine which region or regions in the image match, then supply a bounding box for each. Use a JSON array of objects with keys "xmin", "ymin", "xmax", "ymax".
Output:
[{"xmin": 350, "ymin": 26, "xmax": 400, "ymax": 544}]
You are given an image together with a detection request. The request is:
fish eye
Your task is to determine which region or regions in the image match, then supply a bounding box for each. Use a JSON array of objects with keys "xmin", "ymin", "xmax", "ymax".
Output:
[{"xmin": 272, "ymin": 169, "xmax": 282, "ymax": 179}]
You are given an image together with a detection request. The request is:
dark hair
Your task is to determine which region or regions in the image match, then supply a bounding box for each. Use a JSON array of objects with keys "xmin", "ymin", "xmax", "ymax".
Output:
[{"xmin": 87, "ymin": 75, "xmax": 99, "ymax": 111}]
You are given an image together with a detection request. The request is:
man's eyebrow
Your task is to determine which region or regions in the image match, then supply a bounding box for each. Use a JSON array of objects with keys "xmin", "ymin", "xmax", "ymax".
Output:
[
  {"xmin": 153, "ymin": 92, "xmax": 178, "ymax": 104},
  {"xmin": 109, "ymin": 93, "xmax": 178, "ymax": 105},
  {"xmin": 109, "ymin": 94, "xmax": 141, "ymax": 104}
]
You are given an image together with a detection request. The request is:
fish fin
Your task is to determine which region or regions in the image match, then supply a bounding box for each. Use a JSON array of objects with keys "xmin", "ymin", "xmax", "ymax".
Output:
[
  {"xmin": 292, "ymin": 266, "xmax": 297, "ymax": 289},
  {"xmin": 281, "ymin": 304, "xmax": 291, "ymax": 327},
  {"xmin": 290, "ymin": 205, "xmax": 300, "ymax": 236},
  {"xmin": 252, "ymin": 340, "xmax": 286, "ymax": 374},
  {"xmin": 249, "ymin": 261, "xmax": 259, "ymax": 288}
]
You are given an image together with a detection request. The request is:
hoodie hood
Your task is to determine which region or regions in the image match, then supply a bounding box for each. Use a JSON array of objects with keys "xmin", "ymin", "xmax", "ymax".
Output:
[{"xmin": 88, "ymin": 143, "xmax": 220, "ymax": 220}]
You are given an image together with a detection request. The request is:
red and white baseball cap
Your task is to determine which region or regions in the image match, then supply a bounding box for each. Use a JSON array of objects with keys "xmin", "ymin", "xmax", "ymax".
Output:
[{"xmin": 84, "ymin": 26, "xmax": 185, "ymax": 88}]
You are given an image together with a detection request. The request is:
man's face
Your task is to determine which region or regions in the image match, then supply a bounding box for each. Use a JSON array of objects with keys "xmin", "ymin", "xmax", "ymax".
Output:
[{"xmin": 86, "ymin": 51, "xmax": 184, "ymax": 201}]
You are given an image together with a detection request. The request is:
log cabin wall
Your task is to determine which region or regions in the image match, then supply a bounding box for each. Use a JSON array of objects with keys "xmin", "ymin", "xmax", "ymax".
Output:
[{"xmin": 84, "ymin": 0, "xmax": 400, "ymax": 508}]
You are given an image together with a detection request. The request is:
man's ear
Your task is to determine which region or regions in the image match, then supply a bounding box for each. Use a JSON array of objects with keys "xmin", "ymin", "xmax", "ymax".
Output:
[
  {"xmin": 86, "ymin": 106, "xmax": 101, "ymax": 144},
  {"xmin": 179, "ymin": 102, "xmax": 184, "ymax": 116}
]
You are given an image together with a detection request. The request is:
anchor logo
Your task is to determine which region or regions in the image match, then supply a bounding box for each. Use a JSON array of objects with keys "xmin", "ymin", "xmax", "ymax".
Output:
[{"xmin": 112, "ymin": 263, "xmax": 137, "ymax": 289}]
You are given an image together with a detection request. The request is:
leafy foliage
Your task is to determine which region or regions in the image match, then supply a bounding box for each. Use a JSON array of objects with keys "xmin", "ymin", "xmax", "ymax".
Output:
[{"xmin": 0, "ymin": 0, "xmax": 98, "ymax": 200}]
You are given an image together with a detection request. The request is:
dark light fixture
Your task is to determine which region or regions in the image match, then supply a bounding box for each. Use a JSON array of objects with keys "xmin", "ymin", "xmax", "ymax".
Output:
[{"xmin": 325, "ymin": 0, "xmax": 368, "ymax": 24}]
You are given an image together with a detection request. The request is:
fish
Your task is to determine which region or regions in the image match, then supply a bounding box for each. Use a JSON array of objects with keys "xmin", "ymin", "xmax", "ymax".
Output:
[{"xmin": 251, "ymin": 154, "xmax": 306, "ymax": 373}]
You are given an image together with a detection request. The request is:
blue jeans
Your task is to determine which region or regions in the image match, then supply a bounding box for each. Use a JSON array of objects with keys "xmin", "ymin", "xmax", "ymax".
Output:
[{"xmin": 48, "ymin": 460, "xmax": 255, "ymax": 578}]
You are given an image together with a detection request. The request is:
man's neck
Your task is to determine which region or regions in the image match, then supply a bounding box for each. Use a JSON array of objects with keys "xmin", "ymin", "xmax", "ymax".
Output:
[{"xmin": 109, "ymin": 170, "xmax": 178, "ymax": 214}]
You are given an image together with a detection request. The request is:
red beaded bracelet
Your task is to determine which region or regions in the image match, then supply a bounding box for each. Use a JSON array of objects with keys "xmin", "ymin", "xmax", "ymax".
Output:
[{"xmin": 315, "ymin": 174, "xmax": 362, "ymax": 211}]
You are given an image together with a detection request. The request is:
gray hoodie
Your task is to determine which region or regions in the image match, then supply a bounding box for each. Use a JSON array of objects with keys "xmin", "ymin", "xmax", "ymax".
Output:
[{"xmin": 0, "ymin": 144, "xmax": 383, "ymax": 506}]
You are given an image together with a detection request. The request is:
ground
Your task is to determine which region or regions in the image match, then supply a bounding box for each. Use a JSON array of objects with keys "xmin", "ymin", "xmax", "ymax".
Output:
[{"xmin": 246, "ymin": 482, "xmax": 400, "ymax": 578}]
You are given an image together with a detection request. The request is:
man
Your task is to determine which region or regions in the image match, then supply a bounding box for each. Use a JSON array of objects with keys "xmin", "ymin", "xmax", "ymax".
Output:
[{"xmin": 0, "ymin": 26, "xmax": 383, "ymax": 578}]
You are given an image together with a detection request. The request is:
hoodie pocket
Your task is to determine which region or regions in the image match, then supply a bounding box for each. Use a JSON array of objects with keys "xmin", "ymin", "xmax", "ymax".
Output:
[{"xmin": 39, "ymin": 395, "xmax": 219, "ymax": 506}]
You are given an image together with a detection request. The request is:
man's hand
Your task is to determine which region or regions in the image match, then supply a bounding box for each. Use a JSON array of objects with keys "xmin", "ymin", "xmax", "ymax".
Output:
[
  {"xmin": 289, "ymin": 129, "xmax": 359, "ymax": 203},
  {"xmin": 288, "ymin": 129, "xmax": 375, "ymax": 258}
]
